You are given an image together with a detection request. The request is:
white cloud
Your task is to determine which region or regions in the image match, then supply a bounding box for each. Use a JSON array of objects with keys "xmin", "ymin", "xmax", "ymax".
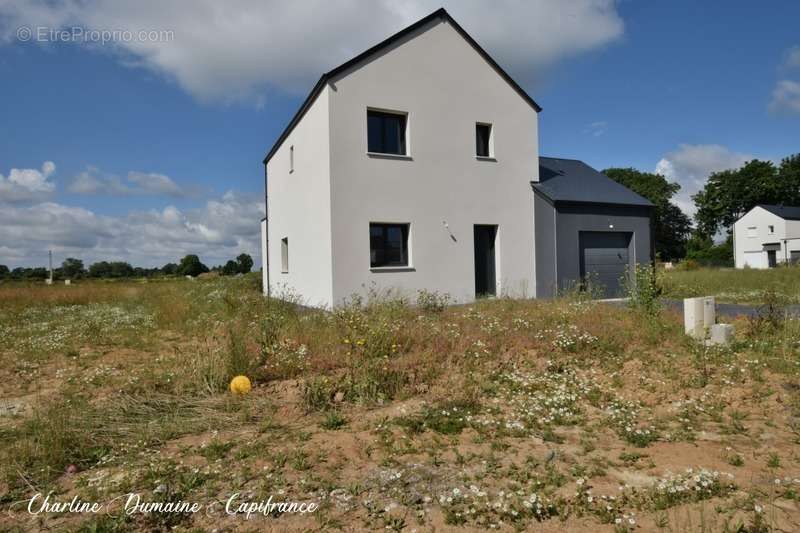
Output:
[
  {"xmin": 783, "ymin": 45, "xmax": 800, "ymax": 70},
  {"xmin": 654, "ymin": 144, "xmax": 752, "ymax": 216},
  {"xmin": 68, "ymin": 166, "xmax": 188, "ymax": 197},
  {"xmin": 0, "ymin": 0, "xmax": 624, "ymax": 104},
  {"xmin": 0, "ymin": 161, "xmax": 57, "ymax": 203},
  {"xmin": 767, "ymin": 46, "xmax": 800, "ymax": 115},
  {"xmin": 768, "ymin": 80, "xmax": 800, "ymax": 115},
  {"xmin": 583, "ymin": 120, "xmax": 608, "ymax": 137},
  {"xmin": 0, "ymin": 191, "xmax": 264, "ymax": 268}
]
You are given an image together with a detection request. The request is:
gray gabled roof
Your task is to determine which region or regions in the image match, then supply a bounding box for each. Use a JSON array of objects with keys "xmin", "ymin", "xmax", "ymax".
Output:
[
  {"xmin": 263, "ymin": 8, "xmax": 542, "ymax": 165},
  {"xmin": 757, "ymin": 204, "xmax": 800, "ymax": 220},
  {"xmin": 533, "ymin": 157, "xmax": 653, "ymax": 208}
]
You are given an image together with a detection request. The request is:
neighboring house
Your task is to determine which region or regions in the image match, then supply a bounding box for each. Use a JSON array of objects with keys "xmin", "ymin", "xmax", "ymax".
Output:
[
  {"xmin": 260, "ymin": 8, "xmax": 653, "ymax": 307},
  {"xmin": 733, "ymin": 205, "xmax": 800, "ymax": 269}
]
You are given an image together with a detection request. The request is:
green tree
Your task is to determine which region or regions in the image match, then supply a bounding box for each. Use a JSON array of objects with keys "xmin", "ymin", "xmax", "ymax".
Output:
[
  {"xmin": 603, "ymin": 168, "xmax": 692, "ymax": 261},
  {"xmin": 686, "ymin": 234, "xmax": 733, "ymax": 266},
  {"xmin": 24, "ymin": 267, "xmax": 49, "ymax": 280},
  {"xmin": 177, "ymin": 254, "xmax": 208, "ymax": 277},
  {"xmin": 236, "ymin": 253, "xmax": 253, "ymax": 274},
  {"xmin": 222, "ymin": 260, "xmax": 240, "ymax": 275},
  {"xmin": 692, "ymin": 157, "xmax": 800, "ymax": 238},
  {"xmin": 88, "ymin": 261, "xmax": 112, "ymax": 278},
  {"xmin": 61, "ymin": 258, "xmax": 85, "ymax": 279},
  {"xmin": 0, "ymin": 265, "xmax": 9, "ymax": 279},
  {"xmin": 778, "ymin": 153, "xmax": 800, "ymax": 203},
  {"xmin": 109, "ymin": 261, "xmax": 134, "ymax": 278},
  {"xmin": 161, "ymin": 262, "xmax": 178, "ymax": 275}
]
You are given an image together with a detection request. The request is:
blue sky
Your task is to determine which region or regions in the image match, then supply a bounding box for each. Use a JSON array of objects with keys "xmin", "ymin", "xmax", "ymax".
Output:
[{"xmin": 1, "ymin": 0, "xmax": 798, "ymax": 268}]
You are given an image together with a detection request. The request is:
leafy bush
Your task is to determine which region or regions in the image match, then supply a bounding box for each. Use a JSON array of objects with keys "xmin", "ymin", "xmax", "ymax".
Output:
[
  {"xmin": 745, "ymin": 288, "xmax": 788, "ymax": 337},
  {"xmin": 626, "ymin": 263, "xmax": 661, "ymax": 318},
  {"xmin": 416, "ymin": 289, "xmax": 452, "ymax": 313}
]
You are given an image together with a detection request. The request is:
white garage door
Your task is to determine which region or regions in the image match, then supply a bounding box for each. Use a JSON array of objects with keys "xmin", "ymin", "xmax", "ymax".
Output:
[{"xmin": 742, "ymin": 251, "xmax": 766, "ymax": 269}]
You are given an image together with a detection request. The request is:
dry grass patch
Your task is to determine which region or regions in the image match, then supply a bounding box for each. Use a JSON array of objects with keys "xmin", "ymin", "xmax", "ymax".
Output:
[{"xmin": 1, "ymin": 276, "xmax": 799, "ymax": 532}]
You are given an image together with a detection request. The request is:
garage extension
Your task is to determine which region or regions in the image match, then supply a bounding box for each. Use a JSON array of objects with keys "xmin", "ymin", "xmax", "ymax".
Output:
[{"xmin": 533, "ymin": 157, "xmax": 654, "ymax": 299}]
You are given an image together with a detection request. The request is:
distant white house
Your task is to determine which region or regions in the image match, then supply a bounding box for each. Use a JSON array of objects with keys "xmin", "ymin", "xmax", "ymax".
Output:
[
  {"xmin": 259, "ymin": 8, "xmax": 653, "ymax": 307},
  {"xmin": 733, "ymin": 205, "xmax": 800, "ymax": 268}
]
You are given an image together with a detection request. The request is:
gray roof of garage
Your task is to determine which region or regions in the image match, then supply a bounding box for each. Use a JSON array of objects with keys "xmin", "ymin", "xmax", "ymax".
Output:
[
  {"xmin": 533, "ymin": 157, "xmax": 653, "ymax": 207},
  {"xmin": 758, "ymin": 204, "xmax": 800, "ymax": 220}
]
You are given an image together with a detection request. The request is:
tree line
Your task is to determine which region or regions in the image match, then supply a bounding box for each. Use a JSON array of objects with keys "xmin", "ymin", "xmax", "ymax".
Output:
[
  {"xmin": 604, "ymin": 152, "xmax": 800, "ymax": 264},
  {"xmin": 0, "ymin": 253, "xmax": 254, "ymax": 281},
  {"xmin": 2, "ymin": 153, "xmax": 797, "ymax": 276}
]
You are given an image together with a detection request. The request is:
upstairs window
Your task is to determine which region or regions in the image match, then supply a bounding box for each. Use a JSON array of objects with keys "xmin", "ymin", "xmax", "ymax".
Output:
[
  {"xmin": 476, "ymin": 123, "xmax": 493, "ymax": 157},
  {"xmin": 747, "ymin": 227, "xmax": 757, "ymax": 238},
  {"xmin": 768, "ymin": 225, "xmax": 775, "ymax": 234},
  {"xmin": 367, "ymin": 110, "xmax": 407, "ymax": 155},
  {"xmin": 289, "ymin": 145, "xmax": 294, "ymax": 173},
  {"xmin": 369, "ymin": 223, "xmax": 409, "ymax": 267}
]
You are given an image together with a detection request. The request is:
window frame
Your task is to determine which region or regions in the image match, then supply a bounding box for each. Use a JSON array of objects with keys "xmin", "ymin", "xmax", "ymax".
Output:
[
  {"xmin": 280, "ymin": 237, "xmax": 289, "ymax": 273},
  {"xmin": 369, "ymin": 222, "xmax": 411, "ymax": 269},
  {"xmin": 475, "ymin": 122, "xmax": 494, "ymax": 159},
  {"xmin": 747, "ymin": 226, "xmax": 757, "ymax": 238},
  {"xmin": 768, "ymin": 225, "xmax": 775, "ymax": 234},
  {"xmin": 366, "ymin": 108, "xmax": 409, "ymax": 157}
]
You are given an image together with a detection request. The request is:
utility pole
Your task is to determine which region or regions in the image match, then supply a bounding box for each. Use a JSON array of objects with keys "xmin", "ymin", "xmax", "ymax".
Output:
[{"xmin": 47, "ymin": 250, "xmax": 53, "ymax": 285}]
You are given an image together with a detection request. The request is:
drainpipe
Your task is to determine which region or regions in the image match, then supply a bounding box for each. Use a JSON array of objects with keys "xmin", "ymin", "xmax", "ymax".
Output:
[{"xmin": 263, "ymin": 163, "xmax": 270, "ymax": 298}]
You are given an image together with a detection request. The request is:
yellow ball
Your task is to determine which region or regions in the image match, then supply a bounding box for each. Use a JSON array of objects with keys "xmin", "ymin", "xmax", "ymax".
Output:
[{"xmin": 229, "ymin": 375, "xmax": 252, "ymax": 395}]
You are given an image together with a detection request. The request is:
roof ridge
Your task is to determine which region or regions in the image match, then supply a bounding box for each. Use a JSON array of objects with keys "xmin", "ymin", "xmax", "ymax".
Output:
[{"xmin": 262, "ymin": 7, "xmax": 542, "ymax": 164}]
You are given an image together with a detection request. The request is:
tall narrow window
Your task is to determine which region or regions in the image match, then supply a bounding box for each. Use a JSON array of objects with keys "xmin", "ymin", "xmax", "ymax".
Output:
[
  {"xmin": 367, "ymin": 110, "xmax": 407, "ymax": 155},
  {"xmin": 289, "ymin": 145, "xmax": 294, "ymax": 173},
  {"xmin": 369, "ymin": 223, "xmax": 409, "ymax": 267},
  {"xmin": 281, "ymin": 237, "xmax": 289, "ymax": 273},
  {"xmin": 476, "ymin": 123, "xmax": 492, "ymax": 157}
]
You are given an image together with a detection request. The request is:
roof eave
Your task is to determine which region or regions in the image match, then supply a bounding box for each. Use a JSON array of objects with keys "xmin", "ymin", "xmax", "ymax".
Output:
[{"xmin": 530, "ymin": 182, "xmax": 654, "ymax": 209}]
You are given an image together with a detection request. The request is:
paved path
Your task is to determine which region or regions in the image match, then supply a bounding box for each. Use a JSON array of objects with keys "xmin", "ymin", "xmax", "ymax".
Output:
[{"xmin": 661, "ymin": 299, "xmax": 800, "ymax": 318}]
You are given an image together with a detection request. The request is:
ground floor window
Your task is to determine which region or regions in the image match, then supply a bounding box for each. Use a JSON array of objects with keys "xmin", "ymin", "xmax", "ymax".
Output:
[{"xmin": 369, "ymin": 223, "xmax": 409, "ymax": 267}]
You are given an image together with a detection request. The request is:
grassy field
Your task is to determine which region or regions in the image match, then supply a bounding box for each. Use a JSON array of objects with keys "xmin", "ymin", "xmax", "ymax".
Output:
[
  {"xmin": 660, "ymin": 265, "xmax": 800, "ymax": 304},
  {"xmin": 1, "ymin": 276, "xmax": 799, "ymax": 532}
]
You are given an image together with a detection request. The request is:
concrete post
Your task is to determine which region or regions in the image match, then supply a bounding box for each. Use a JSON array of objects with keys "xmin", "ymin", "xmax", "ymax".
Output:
[
  {"xmin": 684, "ymin": 297, "xmax": 704, "ymax": 338},
  {"xmin": 684, "ymin": 296, "xmax": 717, "ymax": 339},
  {"xmin": 703, "ymin": 296, "xmax": 716, "ymax": 329},
  {"xmin": 709, "ymin": 323, "xmax": 735, "ymax": 345}
]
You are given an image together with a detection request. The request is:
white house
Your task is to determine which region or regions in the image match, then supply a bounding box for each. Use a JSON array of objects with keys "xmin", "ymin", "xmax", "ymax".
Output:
[
  {"xmin": 734, "ymin": 204, "xmax": 800, "ymax": 268},
  {"xmin": 260, "ymin": 8, "xmax": 653, "ymax": 308}
]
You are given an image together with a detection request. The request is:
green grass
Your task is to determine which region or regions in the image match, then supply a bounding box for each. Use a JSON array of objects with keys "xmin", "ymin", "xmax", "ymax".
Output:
[{"xmin": 660, "ymin": 265, "xmax": 800, "ymax": 304}]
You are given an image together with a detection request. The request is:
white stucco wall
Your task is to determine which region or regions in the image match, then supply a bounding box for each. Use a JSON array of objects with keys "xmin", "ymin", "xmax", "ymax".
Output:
[
  {"xmin": 326, "ymin": 18, "xmax": 539, "ymax": 305},
  {"xmin": 265, "ymin": 86, "xmax": 334, "ymax": 307},
  {"xmin": 783, "ymin": 219, "xmax": 800, "ymax": 264},
  {"xmin": 260, "ymin": 218, "xmax": 268, "ymax": 294},
  {"xmin": 733, "ymin": 206, "xmax": 800, "ymax": 268}
]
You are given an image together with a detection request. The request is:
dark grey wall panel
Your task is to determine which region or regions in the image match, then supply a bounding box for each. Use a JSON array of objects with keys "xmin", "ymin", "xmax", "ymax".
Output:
[
  {"xmin": 554, "ymin": 203, "xmax": 652, "ymax": 295},
  {"xmin": 533, "ymin": 190, "xmax": 557, "ymax": 298}
]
